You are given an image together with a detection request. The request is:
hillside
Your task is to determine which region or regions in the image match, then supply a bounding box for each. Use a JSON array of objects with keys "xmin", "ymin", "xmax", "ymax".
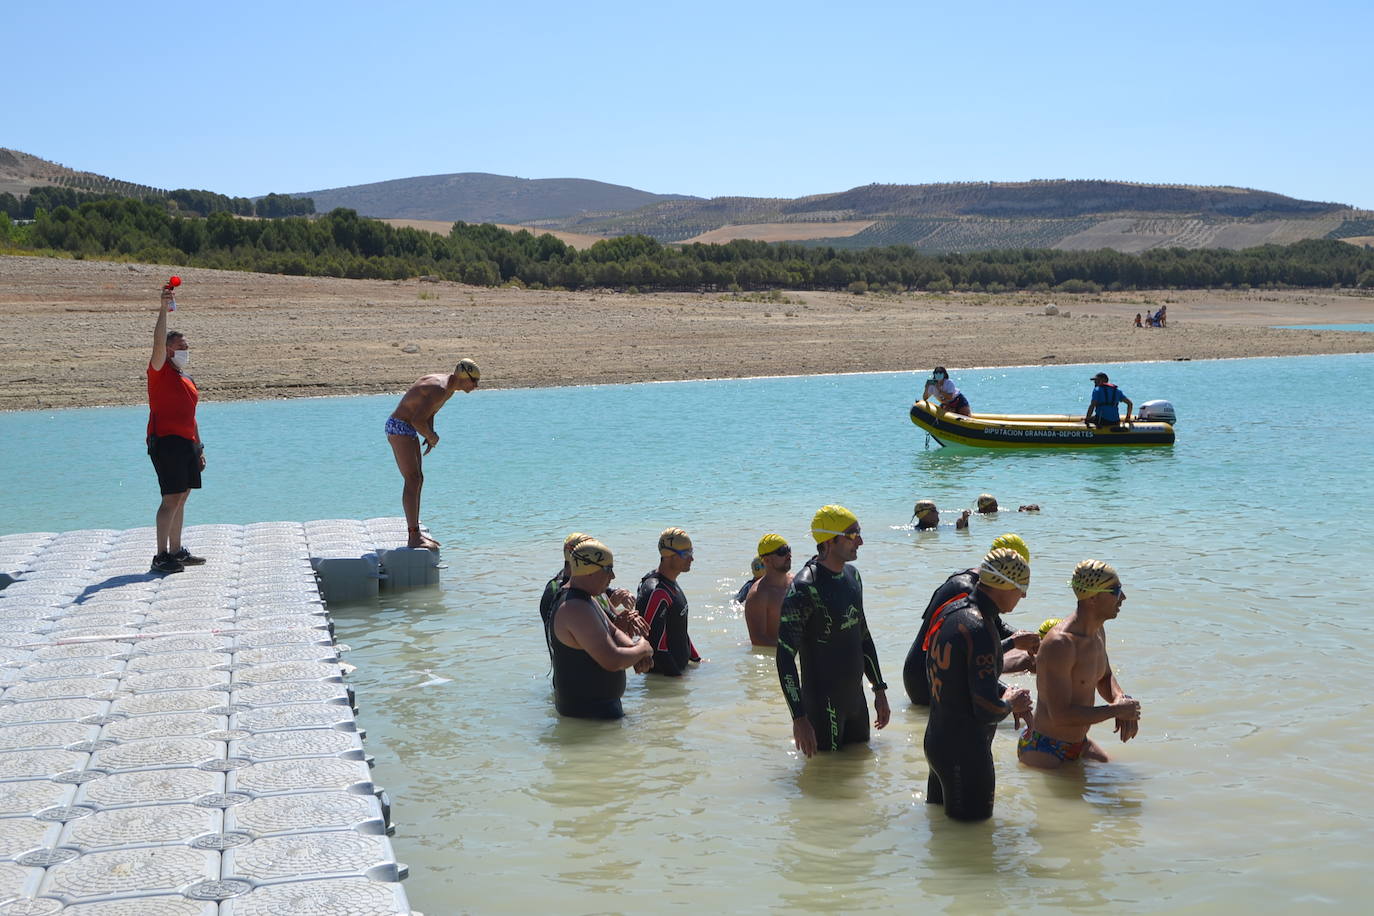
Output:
[{"xmin": 292, "ymin": 173, "xmax": 699, "ymax": 223}]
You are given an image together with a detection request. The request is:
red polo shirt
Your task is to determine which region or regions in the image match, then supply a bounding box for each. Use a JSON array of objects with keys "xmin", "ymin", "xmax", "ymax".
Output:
[{"xmin": 147, "ymin": 360, "xmax": 199, "ymax": 440}]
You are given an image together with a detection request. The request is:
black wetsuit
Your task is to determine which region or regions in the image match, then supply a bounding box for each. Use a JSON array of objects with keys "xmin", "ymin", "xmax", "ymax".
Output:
[
  {"xmin": 637, "ymin": 570, "xmax": 700, "ymax": 676},
  {"xmin": 776, "ymin": 557, "xmax": 885, "ymax": 752},
  {"xmin": 734, "ymin": 578, "xmax": 755, "ymax": 603},
  {"xmin": 549, "ymin": 586, "xmax": 626, "ymax": 720},
  {"xmin": 923, "ymin": 589, "xmax": 1011, "ymax": 820},
  {"xmin": 903, "ymin": 569, "xmax": 1019, "ymax": 706}
]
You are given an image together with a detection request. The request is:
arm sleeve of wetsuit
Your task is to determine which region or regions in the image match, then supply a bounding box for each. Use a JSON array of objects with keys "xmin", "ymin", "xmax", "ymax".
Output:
[
  {"xmin": 641, "ymin": 587, "xmax": 672, "ymax": 651},
  {"xmin": 861, "ymin": 616, "xmax": 885, "ymax": 689},
  {"xmin": 966, "ymin": 626, "xmax": 1012, "ymax": 725},
  {"xmin": 776, "ymin": 586, "xmax": 807, "ymax": 720}
]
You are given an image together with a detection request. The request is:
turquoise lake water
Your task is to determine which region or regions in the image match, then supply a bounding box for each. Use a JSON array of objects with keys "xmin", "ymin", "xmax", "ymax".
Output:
[
  {"xmin": 1276, "ymin": 322, "xmax": 1374, "ymax": 332},
  {"xmin": 3, "ymin": 354, "xmax": 1372, "ymax": 912}
]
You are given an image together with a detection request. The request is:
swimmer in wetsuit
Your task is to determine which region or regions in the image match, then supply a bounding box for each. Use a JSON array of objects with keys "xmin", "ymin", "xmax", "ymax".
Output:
[
  {"xmin": 734, "ymin": 555, "xmax": 766, "ymax": 604},
  {"xmin": 911, "ymin": 499, "xmax": 970, "ymax": 531},
  {"xmin": 549, "ymin": 539, "xmax": 654, "ymax": 719},
  {"xmin": 776, "ymin": 506, "xmax": 889, "ymax": 757},
  {"xmin": 924, "ymin": 548, "xmax": 1033, "ymax": 821},
  {"xmin": 903, "ymin": 534, "xmax": 1040, "ymax": 706},
  {"xmin": 1018, "ymin": 560, "xmax": 1141, "ymax": 768},
  {"xmin": 636, "ymin": 527, "xmax": 703, "ymax": 676}
]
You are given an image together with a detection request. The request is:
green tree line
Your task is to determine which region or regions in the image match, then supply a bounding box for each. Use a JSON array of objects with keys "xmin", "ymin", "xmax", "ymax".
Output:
[
  {"xmin": 0, "ymin": 186, "xmax": 313, "ymax": 221},
  {"xmin": 2, "ymin": 196, "xmax": 1372, "ymax": 291}
]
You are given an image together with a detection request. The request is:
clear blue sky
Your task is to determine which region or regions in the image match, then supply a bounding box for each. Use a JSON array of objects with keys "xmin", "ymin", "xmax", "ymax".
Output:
[{"xmin": 9, "ymin": 0, "xmax": 1371, "ymax": 208}]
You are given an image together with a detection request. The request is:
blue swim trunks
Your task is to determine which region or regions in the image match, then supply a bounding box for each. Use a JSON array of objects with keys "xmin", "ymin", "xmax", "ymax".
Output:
[{"xmin": 385, "ymin": 416, "xmax": 417, "ymax": 438}]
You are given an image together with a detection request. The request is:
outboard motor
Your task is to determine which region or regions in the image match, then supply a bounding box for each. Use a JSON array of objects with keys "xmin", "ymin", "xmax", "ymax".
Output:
[{"xmin": 1138, "ymin": 400, "xmax": 1176, "ymax": 425}]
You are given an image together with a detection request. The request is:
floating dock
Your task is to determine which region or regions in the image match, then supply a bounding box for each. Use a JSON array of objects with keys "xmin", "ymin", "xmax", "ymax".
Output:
[{"xmin": 0, "ymin": 519, "xmax": 436, "ymax": 915}]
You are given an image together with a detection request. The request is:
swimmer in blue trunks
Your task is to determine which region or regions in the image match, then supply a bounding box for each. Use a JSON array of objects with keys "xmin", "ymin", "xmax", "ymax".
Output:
[
  {"xmin": 387, "ymin": 359, "xmax": 481, "ymax": 549},
  {"xmin": 1018, "ymin": 559, "xmax": 1142, "ymax": 769}
]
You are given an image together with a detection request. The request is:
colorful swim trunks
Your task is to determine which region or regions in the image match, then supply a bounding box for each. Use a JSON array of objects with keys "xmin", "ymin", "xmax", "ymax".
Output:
[
  {"xmin": 1018, "ymin": 728, "xmax": 1086, "ymax": 762},
  {"xmin": 385, "ymin": 417, "xmax": 417, "ymax": 438}
]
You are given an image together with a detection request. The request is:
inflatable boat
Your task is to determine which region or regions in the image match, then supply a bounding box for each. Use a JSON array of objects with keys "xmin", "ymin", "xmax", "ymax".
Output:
[{"xmin": 910, "ymin": 399, "xmax": 1176, "ymax": 449}]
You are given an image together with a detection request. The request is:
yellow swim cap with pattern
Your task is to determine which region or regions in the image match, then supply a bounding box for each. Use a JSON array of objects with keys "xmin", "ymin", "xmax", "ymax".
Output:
[
  {"xmin": 912, "ymin": 499, "xmax": 937, "ymax": 520},
  {"xmin": 1038, "ymin": 617, "xmax": 1062, "ymax": 636},
  {"xmin": 658, "ymin": 527, "xmax": 693, "ymax": 556},
  {"xmin": 989, "ymin": 533, "xmax": 1030, "ymax": 561},
  {"xmin": 1069, "ymin": 559, "xmax": 1121, "ymax": 597},
  {"xmin": 757, "ymin": 533, "xmax": 788, "ymax": 556},
  {"xmin": 563, "ymin": 532, "xmax": 591, "ymax": 558},
  {"xmin": 456, "ymin": 358, "xmax": 480, "ymax": 381},
  {"xmin": 751, "ymin": 556, "xmax": 766, "ymax": 578},
  {"xmin": 569, "ymin": 539, "xmax": 614, "ymax": 576},
  {"xmin": 811, "ymin": 505, "xmax": 859, "ymax": 543},
  {"xmin": 979, "ymin": 547, "xmax": 1031, "ymax": 593}
]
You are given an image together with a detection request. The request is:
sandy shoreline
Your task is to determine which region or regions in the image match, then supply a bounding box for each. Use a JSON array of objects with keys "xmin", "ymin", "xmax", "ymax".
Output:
[{"xmin": 1, "ymin": 253, "xmax": 1371, "ymax": 411}]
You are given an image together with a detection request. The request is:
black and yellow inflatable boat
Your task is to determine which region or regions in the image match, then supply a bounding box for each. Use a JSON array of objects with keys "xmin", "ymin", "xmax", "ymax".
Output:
[{"xmin": 910, "ymin": 399, "xmax": 1175, "ymax": 449}]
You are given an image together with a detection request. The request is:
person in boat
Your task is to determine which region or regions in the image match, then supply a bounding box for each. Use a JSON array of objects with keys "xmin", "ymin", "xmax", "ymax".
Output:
[
  {"xmin": 636, "ymin": 527, "xmax": 703, "ymax": 676},
  {"xmin": 1084, "ymin": 372, "xmax": 1133, "ymax": 427},
  {"xmin": 902, "ymin": 533, "xmax": 1040, "ymax": 707},
  {"xmin": 912, "ymin": 499, "xmax": 969, "ymax": 531},
  {"xmin": 386, "ymin": 359, "xmax": 480, "ymax": 549},
  {"xmin": 1017, "ymin": 560, "xmax": 1141, "ymax": 767},
  {"xmin": 923, "ymin": 547, "xmax": 1033, "ymax": 820},
  {"xmin": 744, "ymin": 534, "xmax": 792, "ymax": 647},
  {"xmin": 734, "ymin": 555, "xmax": 766, "ymax": 604},
  {"xmin": 922, "ymin": 367, "xmax": 972, "ymax": 416},
  {"xmin": 548, "ymin": 539, "xmax": 655, "ymax": 719},
  {"xmin": 776, "ymin": 505, "xmax": 889, "ymax": 756}
]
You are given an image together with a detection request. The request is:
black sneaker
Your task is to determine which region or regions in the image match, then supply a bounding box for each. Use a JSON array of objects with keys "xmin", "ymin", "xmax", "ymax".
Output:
[
  {"xmin": 151, "ymin": 552, "xmax": 185, "ymax": 574},
  {"xmin": 172, "ymin": 547, "xmax": 207, "ymax": 566}
]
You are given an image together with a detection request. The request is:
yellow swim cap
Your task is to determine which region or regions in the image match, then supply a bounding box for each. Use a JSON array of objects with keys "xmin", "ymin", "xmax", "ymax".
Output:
[
  {"xmin": 989, "ymin": 533, "xmax": 1030, "ymax": 561},
  {"xmin": 977, "ymin": 494, "xmax": 998, "ymax": 511},
  {"xmin": 569, "ymin": 539, "xmax": 614, "ymax": 576},
  {"xmin": 757, "ymin": 533, "xmax": 788, "ymax": 557},
  {"xmin": 751, "ymin": 556, "xmax": 766, "ymax": 578},
  {"xmin": 456, "ymin": 358, "xmax": 480, "ymax": 381},
  {"xmin": 811, "ymin": 505, "xmax": 858, "ymax": 544},
  {"xmin": 979, "ymin": 547, "xmax": 1031, "ymax": 594},
  {"xmin": 1038, "ymin": 617, "xmax": 1062, "ymax": 636},
  {"xmin": 1069, "ymin": 559, "xmax": 1121, "ymax": 598},
  {"xmin": 658, "ymin": 527, "xmax": 693, "ymax": 557},
  {"xmin": 912, "ymin": 499, "xmax": 937, "ymax": 520},
  {"xmin": 562, "ymin": 531, "xmax": 591, "ymax": 558}
]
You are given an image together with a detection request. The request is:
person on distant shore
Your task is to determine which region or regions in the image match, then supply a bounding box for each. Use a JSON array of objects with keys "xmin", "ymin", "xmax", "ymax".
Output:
[
  {"xmin": 776, "ymin": 506, "xmax": 889, "ymax": 756},
  {"xmin": 147, "ymin": 284, "xmax": 206, "ymax": 574},
  {"xmin": 549, "ymin": 539, "xmax": 654, "ymax": 719},
  {"xmin": 1155, "ymin": 305, "xmax": 1168, "ymax": 328},
  {"xmin": 540, "ymin": 532, "xmax": 644, "ymax": 660},
  {"xmin": 923, "ymin": 548, "xmax": 1033, "ymax": 821},
  {"xmin": 922, "ymin": 366, "xmax": 972, "ymax": 416},
  {"xmin": 1018, "ymin": 560, "xmax": 1141, "ymax": 768},
  {"xmin": 636, "ymin": 527, "xmax": 703, "ymax": 676},
  {"xmin": 1084, "ymin": 372, "xmax": 1133, "ymax": 427},
  {"xmin": 386, "ymin": 359, "xmax": 480, "ymax": 549},
  {"xmin": 912, "ymin": 499, "xmax": 970, "ymax": 531},
  {"xmin": 734, "ymin": 556, "xmax": 766, "ymax": 603},
  {"xmin": 1134, "ymin": 313, "xmax": 1143, "ymax": 328},
  {"xmin": 744, "ymin": 534, "xmax": 793, "ymax": 647},
  {"xmin": 902, "ymin": 534, "xmax": 1039, "ymax": 707}
]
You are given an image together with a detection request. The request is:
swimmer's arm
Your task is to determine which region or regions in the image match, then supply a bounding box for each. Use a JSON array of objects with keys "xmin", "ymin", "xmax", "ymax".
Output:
[
  {"xmin": 560, "ymin": 601, "xmax": 651, "ymax": 672},
  {"xmin": 743, "ymin": 586, "xmax": 768, "ymax": 646},
  {"xmin": 968, "ymin": 627, "xmax": 1013, "ymax": 723},
  {"xmin": 1036, "ymin": 638, "xmax": 1135, "ymax": 726},
  {"xmin": 860, "ymin": 618, "xmax": 885, "ymax": 692},
  {"xmin": 775, "ymin": 591, "xmax": 807, "ymax": 720}
]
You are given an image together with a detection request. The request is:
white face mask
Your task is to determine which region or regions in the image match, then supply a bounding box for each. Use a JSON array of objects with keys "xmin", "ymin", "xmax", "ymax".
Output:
[{"xmin": 170, "ymin": 350, "xmax": 190, "ymax": 369}]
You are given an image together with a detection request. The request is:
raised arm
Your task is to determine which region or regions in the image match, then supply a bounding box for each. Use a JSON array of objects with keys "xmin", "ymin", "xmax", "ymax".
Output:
[{"xmin": 150, "ymin": 287, "xmax": 173, "ymax": 369}]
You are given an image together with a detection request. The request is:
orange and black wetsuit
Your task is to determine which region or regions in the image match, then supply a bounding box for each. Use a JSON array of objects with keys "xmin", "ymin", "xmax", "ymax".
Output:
[
  {"xmin": 904, "ymin": 569, "xmax": 1018, "ymax": 705},
  {"xmin": 923, "ymin": 590, "xmax": 1012, "ymax": 821},
  {"xmin": 776, "ymin": 557, "xmax": 885, "ymax": 752}
]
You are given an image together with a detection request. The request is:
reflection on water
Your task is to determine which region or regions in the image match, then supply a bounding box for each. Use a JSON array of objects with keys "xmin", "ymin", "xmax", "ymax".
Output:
[{"xmin": 4, "ymin": 355, "xmax": 1374, "ymax": 911}]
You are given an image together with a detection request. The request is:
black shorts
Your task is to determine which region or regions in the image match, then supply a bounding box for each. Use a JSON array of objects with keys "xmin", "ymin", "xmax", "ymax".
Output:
[{"xmin": 150, "ymin": 435, "xmax": 202, "ymax": 495}]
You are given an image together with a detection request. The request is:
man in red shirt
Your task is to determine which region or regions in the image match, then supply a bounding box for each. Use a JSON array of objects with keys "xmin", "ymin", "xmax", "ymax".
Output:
[{"xmin": 147, "ymin": 285, "xmax": 206, "ymax": 574}]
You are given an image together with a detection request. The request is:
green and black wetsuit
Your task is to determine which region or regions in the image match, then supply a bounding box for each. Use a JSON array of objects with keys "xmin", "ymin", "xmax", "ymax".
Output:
[
  {"xmin": 776, "ymin": 557, "xmax": 885, "ymax": 752},
  {"xmin": 549, "ymin": 586, "xmax": 627, "ymax": 720},
  {"xmin": 903, "ymin": 569, "xmax": 1018, "ymax": 706},
  {"xmin": 922, "ymin": 589, "xmax": 1012, "ymax": 820}
]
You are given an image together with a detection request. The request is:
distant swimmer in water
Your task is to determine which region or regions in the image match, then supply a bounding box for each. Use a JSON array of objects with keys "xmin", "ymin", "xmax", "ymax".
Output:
[
  {"xmin": 386, "ymin": 359, "xmax": 480, "ymax": 549},
  {"xmin": 744, "ymin": 534, "xmax": 793, "ymax": 647},
  {"xmin": 776, "ymin": 506, "xmax": 889, "ymax": 757},
  {"xmin": 541, "ymin": 532, "xmax": 644, "ymax": 661},
  {"xmin": 912, "ymin": 499, "xmax": 970, "ymax": 531},
  {"xmin": 903, "ymin": 534, "xmax": 1040, "ymax": 707},
  {"xmin": 1019, "ymin": 560, "xmax": 1140, "ymax": 768},
  {"xmin": 975, "ymin": 494, "xmax": 999, "ymax": 514},
  {"xmin": 923, "ymin": 548, "xmax": 1033, "ymax": 821},
  {"xmin": 734, "ymin": 555, "xmax": 766, "ymax": 604},
  {"xmin": 636, "ymin": 527, "xmax": 703, "ymax": 676},
  {"xmin": 923, "ymin": 366, "xmax": 972, "ymax": 416},
  {"xmin": 549, "ymin": 539, "xmax": 654, "ymax": 719}
]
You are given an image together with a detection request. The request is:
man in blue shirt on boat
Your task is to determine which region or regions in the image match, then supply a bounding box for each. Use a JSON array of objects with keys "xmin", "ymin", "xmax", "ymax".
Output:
[{"xmin": 1085, "ymin": 372, "xmax": 1133, "ymax": 427}]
